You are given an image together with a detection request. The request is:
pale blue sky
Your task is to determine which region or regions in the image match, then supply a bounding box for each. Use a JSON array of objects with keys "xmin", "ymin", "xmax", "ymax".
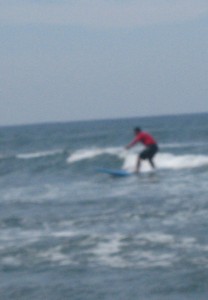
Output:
[{"xmin": 0, "ymin": 0, "xmax": 208, "ymax": 125}]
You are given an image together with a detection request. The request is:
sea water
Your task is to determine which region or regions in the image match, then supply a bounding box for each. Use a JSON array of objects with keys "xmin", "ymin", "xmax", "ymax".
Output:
[{"xmin": 1, "ymin": 113, "xmax": 208, "ymax": 299}]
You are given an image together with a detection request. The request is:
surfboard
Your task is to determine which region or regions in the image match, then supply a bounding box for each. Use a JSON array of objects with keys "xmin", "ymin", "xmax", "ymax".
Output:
[{"xmin": 96, "ymin": 168, "xmax": 132, "ymax": 177}]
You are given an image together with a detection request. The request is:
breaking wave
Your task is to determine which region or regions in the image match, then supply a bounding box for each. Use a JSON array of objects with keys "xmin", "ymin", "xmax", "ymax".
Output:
[{"xmin": 67, "ymin": 147, "xmax": 208, "ymax": 172}]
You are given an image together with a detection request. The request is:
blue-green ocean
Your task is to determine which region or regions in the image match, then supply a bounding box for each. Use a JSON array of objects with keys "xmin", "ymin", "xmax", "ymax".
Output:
[{"xmin": 1, "ymin": 113, "xmax": 208, "ymax": 300}]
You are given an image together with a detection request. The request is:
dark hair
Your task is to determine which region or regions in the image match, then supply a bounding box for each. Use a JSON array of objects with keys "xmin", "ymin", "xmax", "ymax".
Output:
[{"xmin": 134, "ymin": 127, "xmax": 141, "ymax": 133}]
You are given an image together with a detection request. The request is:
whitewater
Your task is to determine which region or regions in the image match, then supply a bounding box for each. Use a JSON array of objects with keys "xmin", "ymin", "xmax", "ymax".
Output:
[{"xmin": 67, "ymin": 146, "xmax": 208, "ymax": 171}]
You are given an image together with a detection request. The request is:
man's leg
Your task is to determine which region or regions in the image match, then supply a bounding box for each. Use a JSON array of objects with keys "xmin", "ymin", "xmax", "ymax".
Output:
[
  {"xmin": 149, "ymin": 158, "xmax": 155, "ymax": 169},
  {"xmin": 148, "ymin": 145, "xmax": 158, "ymax": 170},
  {"xmin": 136, "ymin": 156, "xmax": 141, "ymax": 173}
]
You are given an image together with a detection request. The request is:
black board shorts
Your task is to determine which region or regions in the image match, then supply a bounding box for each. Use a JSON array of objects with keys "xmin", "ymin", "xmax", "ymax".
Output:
[{"xmin": 139, "ymin": 144, "xmax": 158, "ymax": 160}]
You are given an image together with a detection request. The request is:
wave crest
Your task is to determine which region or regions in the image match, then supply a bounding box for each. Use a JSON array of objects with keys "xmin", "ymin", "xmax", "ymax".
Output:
[
  {"xmin": 67, "ymin": 147, "xmax": 208, "ymax": 172},
  {"xmin": 16, "ymin": 149, "xmax": 63, "ymax": 160}
]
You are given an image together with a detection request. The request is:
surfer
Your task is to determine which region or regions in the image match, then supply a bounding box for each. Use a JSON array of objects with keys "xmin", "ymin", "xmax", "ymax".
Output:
[{"xmin": 126, "ymin": 127, "xmax": 159, "ymax": 173}]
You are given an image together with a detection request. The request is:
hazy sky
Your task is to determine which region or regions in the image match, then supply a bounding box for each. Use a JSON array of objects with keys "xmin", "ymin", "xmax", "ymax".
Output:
[{"xmin": 0, "ymin": 0, "xmax": 208, "ymax": 125}]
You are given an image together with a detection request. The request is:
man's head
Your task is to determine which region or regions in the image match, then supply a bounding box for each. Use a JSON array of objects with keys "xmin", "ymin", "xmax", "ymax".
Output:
[{"xmin": 134, "ymin": 127, "xmax": 141, "ymax": 135}]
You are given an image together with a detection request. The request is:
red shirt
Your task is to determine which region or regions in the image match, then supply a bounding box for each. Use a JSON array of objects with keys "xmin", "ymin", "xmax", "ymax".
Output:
[{"xmin": 127, "ymin": 131, "xmax": 157, "ymax": 148}]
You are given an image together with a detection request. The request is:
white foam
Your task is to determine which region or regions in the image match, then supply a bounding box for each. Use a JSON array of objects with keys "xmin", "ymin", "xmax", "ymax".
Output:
[
  {"xmin": 67, "ymin": 147, "xmax": 124, "ymax": 163},
  {"xmin": 92, "ymin": 233, "xmax": 128, "ymax": 268},
  {"xmin": 0, "ymin": 227, "xmax": 79, "ymax": 250},
  {"xmin": 135, "ymin": 251, "xmax": 176, "ymax": 268},
  {"xmin": 3, "ymin": 227, "xmax": 208, "ymax": 269},
  {"xmin": 68, "ymin": 145, "xmax": 208, "ymax": 172},
  {"xmin": 137, "ymin": 232, "xmax": 175, "ymax": 244},
  {"xmin": 90, "ymin": 232, "xmax": 179, "ymax": 268},
  {"xmin": 37, "ymin": 246, "xmax": 76, "ymax": 266},
  {"xmin": 38, "ymin": 246, "xmax": 64, "ymax": 260},
  {"xmin": 51, "ymin": 230, "xmax": 77, "ymax": 238},
  {"xmin": 17, "ymin": 149, "xmax": 63, "ymax": 159},
  {"xmin": 157, "ymin": 153, "xmax": 208, "ymax": 170},
  {"xmin": 123, "ymin": 152, "xmax": 208, "ymax": 172},
  {"xmin": 2, "ymin": 184, "xmax": 68, "ymax": 204}
]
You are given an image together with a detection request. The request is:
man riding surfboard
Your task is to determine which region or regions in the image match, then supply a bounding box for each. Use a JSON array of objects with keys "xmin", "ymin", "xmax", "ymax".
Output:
[{"xmin": 126, "ymin": 127, "xmax": 159, "ymax": 173}]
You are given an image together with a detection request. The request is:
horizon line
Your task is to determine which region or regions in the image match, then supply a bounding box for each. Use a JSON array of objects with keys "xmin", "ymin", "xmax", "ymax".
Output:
[{"xmin": 1, "ymin": 111, "xmax": 207, "ymax": 129}]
